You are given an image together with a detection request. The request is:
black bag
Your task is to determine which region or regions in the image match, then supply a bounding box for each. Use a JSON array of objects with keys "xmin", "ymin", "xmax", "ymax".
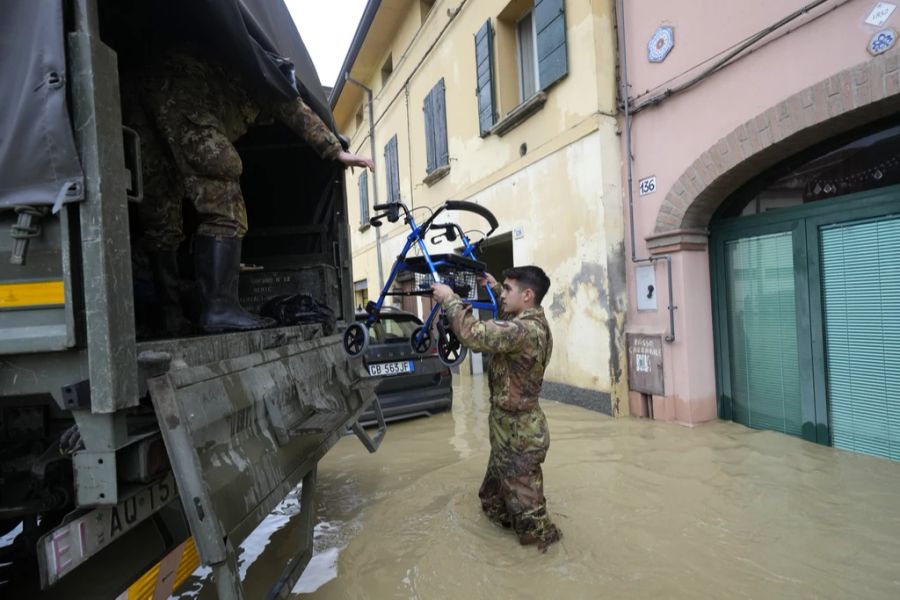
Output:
[{"xmin": 260, "ymin": 294, "xmax": 336, "ymax": 335}]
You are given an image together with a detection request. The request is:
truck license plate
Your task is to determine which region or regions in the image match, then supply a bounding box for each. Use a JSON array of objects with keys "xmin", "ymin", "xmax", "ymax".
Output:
[
  {"xmin": 368, "ymin": 360, "xmax": 414, "ymax": 376},
  {"xmin": 38, "ymin": 473, "xmax": 178, "ymax": 586}
]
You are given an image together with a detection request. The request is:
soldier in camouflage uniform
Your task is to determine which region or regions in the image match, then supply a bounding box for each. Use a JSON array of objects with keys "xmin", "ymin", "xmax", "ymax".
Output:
[
  {"xmin": 123, "ymin": 45, "xmax": 373, "ymax": 334},
  {"xmin": 432, "ymin": 266, "xmax": 562, "ymax": 552}
]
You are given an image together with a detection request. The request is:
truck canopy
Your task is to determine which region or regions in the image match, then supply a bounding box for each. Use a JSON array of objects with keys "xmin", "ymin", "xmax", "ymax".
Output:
[
  {"xmin": 0, "ymin": 0, "xmax": 335, "ymax": 210},
  {"xmin": 0, "ymin": 1, "xmax": 84, "ymax": 210}
]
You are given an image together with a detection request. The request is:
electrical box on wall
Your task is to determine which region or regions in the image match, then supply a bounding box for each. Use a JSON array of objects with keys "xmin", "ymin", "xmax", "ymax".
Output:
[
  {"xmin": 627, "ymin": 334, "xmax": 665, "ymax": 395},
  {"xmin": 635, "ymin": 265, "xmax": 657, "ymax": 311}
]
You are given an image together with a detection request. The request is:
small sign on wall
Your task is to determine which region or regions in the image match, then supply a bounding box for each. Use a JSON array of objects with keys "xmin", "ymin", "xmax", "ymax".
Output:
[
  {"xmin": 868, "ymin": 27, "xmax": 898, "ymax": 54},
  {"xmin": 627, "ymin": 334, "xmax": 665, "ymax": 395},
  {"xmin": 647, "ymin": 26, "xmax": 675, "ymax": 63},
  {"xmin": 638, "ymin": 175, "xmax": 657, "ymax": 196},
  {"xmin": 865, "ymin": 2, "xmax": 896, "ymax": 27}
]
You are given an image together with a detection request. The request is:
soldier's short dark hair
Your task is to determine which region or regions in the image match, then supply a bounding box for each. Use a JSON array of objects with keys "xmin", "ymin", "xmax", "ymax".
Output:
[{"xmin": 502, "ymin": 266, "xmax": 551, "ymax": 305}]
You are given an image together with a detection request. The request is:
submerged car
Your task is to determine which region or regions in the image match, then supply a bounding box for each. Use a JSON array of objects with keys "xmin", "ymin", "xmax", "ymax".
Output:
[{"xmin": 357, "ymin": 309, "xmax": 453, "ymax": 425}]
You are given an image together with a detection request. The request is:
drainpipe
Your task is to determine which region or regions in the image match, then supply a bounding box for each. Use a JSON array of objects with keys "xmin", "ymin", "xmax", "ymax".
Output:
[
  {"xmin": 616, "ymin": 0, "xmax": 676, "ymax": 343},
  {"xmin": 344, "ymin": 75, "xmax": 385, "ymax": 290}
]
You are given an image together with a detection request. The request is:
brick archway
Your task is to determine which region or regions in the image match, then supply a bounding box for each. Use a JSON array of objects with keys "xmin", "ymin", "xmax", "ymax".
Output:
[{"xmin": 649, "ymin": 48, "xmax": 900, "ymax": 249}]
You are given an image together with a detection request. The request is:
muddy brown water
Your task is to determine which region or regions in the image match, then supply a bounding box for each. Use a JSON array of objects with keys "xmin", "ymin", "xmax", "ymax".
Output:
[{"xmin": 175, "ymin": 376, "xmax": 900, "ymax": 599}]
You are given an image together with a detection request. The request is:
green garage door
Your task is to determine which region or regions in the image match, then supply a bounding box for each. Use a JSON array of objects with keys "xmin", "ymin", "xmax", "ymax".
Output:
[
  {"xmin": 820, "ymin": 216, "xmax": 900, "ymax": 460},
  {"xmin": 724, "ymin": 232, "xmax": 803, "ymax": 435}
]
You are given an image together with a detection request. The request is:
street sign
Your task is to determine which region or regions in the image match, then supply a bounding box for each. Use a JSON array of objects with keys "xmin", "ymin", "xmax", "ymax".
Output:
[{"xmin": 865, "ymin": 2, "xmax": 896, "ymax": 27}]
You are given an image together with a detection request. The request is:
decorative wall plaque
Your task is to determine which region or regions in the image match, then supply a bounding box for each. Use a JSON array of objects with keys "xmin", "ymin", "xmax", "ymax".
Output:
[
  {"xmin": 868, "ymin": 28, "xmax": 898, "ymax": 55},
  {"xmin": 648, "ymin": 26, "xmax": 675, "ymax": 63}
]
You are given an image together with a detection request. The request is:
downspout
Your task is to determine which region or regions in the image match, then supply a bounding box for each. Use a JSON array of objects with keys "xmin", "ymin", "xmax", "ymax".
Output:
[
  {"xmin": 344, "ymin": 75, "xmax": 385, "ymax": 290},
  {"xmin": 616, "ymin": 0, "xmax": 675, "ymax": 343},
  {"xmin": 404, "ymin": 84, "xmax": 414, "ymax": 211}
]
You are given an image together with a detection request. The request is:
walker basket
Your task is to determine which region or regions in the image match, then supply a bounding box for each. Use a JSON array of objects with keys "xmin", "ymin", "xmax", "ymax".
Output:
[{"xmin": 405, "ymin": 254, "xmax": 485, "ymax": 300}]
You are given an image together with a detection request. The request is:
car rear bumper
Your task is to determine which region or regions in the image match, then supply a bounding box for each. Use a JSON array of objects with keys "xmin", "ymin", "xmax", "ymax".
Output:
[{"xmin": 358, "ymin": 378, "xmax": 453, "ymax": 426}]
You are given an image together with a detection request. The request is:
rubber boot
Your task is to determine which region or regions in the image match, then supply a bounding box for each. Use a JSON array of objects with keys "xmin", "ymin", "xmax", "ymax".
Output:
[
  {"xmin": 146, "ymin": 249, "xmax": 193, "ymax": 337},
  {"xmin": 193, "ymin": 235, "xmax": 276, "ymax": 333}
]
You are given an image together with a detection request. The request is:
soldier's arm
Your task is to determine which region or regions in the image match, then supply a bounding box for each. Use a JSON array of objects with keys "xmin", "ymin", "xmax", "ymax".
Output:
[
  {"xmin": 491, "ymin": 283, "xmax": 513, "ymax": 320},
  {"xmin": 477, "ymin": 273, "xmax": 508, "ymax": 319},
  {"xmin": 268, "ymin": 96, "xmax": 343, "ymax": 160},
  {"xmin": 441, "ymin": 295, "xmax": 527, "ymax": 354}
]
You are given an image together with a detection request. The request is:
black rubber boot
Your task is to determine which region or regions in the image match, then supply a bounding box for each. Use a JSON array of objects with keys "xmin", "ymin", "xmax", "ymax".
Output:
[
  {"xmin": 147, "ymin": 249, "xmax": 193, "ymax": 337},
  {"xmin": 193, "ymin": 235, "xmax": 276, "ymax": 333}
]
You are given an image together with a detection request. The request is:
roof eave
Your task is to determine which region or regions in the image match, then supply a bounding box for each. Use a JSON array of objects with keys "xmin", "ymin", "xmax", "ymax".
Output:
[{"xmin": 329, "ymin": 0, "xmax": 382, "ymax": 108}]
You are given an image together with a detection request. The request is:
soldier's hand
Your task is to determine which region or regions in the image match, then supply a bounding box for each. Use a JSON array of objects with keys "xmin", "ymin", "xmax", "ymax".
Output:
[
  {"xmin": 431, "ymin": 283, "xmax": 454, "ymax": 303},
  {"xmin": 336, "ymin": 151, "xmax": 375, "ymax": 171},
  {"xmin": 477, "ymin": 273, "xmax": 497, "ymax": 288},
  {"xmin": 59, "ymin": 424, "xmax": 85, "ymax": 455}
]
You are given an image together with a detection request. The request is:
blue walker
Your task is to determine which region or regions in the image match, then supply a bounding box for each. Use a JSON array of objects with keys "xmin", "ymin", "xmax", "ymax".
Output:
[{"xmin": 342, "ymin": 200, "xmax": 500, "ymax": 367}]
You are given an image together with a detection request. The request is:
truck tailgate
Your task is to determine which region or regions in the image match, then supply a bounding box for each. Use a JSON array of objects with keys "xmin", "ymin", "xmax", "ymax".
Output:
[{"xmin": 147, "ymin": 333, "xmax": 377, "ymax": 590}]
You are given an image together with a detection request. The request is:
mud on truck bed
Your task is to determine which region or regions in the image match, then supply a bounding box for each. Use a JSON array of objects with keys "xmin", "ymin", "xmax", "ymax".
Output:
[{"xmin": 0, "ymin": 1, "xmax": 382, "ymax": 598}]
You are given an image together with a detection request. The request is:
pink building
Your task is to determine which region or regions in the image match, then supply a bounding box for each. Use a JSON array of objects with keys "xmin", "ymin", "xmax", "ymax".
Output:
[{"xmin": 619, "ymin": 0, "xmax": 900, "ymax": 460}]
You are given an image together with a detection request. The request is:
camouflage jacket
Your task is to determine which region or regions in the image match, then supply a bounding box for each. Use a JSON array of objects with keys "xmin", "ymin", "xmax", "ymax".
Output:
[
  {"xmin": 145, "ymin": 49, "xmax": 342, "ymax": 161},
  {"xmin": 442, "ymin": 294, "xmax": 553, "ymax": 412}
]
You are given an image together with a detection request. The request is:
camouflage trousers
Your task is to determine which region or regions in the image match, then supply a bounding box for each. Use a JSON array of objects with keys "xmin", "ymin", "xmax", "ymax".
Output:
[
  {"xmin": 122, "ymin": 78, "xmax": 250, "ymax": 251},
  {"xmin": 479, "ymin": 405, "xmax": 561, "ymax": 549}
]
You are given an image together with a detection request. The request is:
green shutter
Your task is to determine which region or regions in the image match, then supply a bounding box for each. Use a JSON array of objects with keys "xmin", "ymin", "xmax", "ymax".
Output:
[
  {"xmin": 358, "ymin": 171, "xmax": 369, "ymax": 224},
  {"xmin": 820, "ymin": 216, "xmax": 900, "ymax": 460},
  {"xmin": 382, "ymin": 138, "xmax": 393, "ymax": 202},
  {"xmin": 535, "ymin": 0, "xmax": 568, "ymax": 90},
  {"xmin": 725, "ymin": 232, "xmax": 803, "ymax": 435},
  {"xmin": 474, "ymin": 20, "xmax": 496, "ymax": 136},
  {"xmin": 383, "ymin": 135, "xmax": 400, "ymax": 203},
  {"xmin": 434, "ymin": 78, "xmax": 449, "ymax": 167},
  {"xmin": 423, "ymin": 86, "xmax": 436, "ymax": 173}
]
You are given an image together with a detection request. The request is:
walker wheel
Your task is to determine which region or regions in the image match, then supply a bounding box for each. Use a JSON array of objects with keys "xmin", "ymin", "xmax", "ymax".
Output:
[
  {"xmin": 437, "ymin": 329, "xmax": 467, "ymax": 367},
  {"xmin": 343, "ymin": 322, "xmax": 369, "ymax": 357},
  {"xmin": 410, "ymin": 326, "xmax": 432, "ymax": 354}
]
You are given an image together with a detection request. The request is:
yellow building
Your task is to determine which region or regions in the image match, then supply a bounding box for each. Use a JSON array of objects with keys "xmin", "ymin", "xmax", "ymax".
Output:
[{"xmin": 332, "ymin": 0, "xmax": 627, "ymax": 415}]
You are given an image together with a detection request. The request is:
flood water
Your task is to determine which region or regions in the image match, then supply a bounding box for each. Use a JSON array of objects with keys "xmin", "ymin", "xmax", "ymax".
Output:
[{"xmin": 176, "ymin": 376, "xmax": 900, "ymax": 599}]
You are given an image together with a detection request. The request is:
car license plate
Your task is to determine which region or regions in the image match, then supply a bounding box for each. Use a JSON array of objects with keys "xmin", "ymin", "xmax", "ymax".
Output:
[{"xmin": 368, "ymin": 360, "xmax": 414, "ymax": 376}]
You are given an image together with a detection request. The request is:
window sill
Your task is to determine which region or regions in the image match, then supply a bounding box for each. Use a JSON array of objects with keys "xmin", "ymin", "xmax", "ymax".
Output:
[
  {"xmin": 423, "ymin": 164, "xmax": 450, "ymax": 186},
  {"xmin": 489, "ymin": 91, "xmax": 547, "ymax": 137}
]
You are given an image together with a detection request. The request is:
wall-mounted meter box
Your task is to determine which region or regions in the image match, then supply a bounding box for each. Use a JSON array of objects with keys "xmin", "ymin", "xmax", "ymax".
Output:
[{"xmin": 635, "ymin": 265, "xmax": 657, "ymax": 311}]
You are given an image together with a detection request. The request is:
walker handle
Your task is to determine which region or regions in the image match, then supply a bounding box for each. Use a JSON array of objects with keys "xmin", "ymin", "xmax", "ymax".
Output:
[
  {"xmin": 444, "ymin": 200, "xmax": 498, "ymax": 235},
  {"xmin": 372, "ymin": 202, "xmax": 402, "ymax": 223}
]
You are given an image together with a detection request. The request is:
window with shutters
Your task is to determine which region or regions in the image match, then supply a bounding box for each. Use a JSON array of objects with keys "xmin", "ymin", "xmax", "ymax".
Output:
[
  {"xmin": 423, "ymin": 78, "xmax": 449, "ymax": 181},
  {"xmin": 480, "ymin": 0, "xmax": 568, "ymax": 135},
  {"xmin": 358, "ymin": 171, "xmax": 369, "ymax": 225},
  {"xmin": 383, "ymin": 135, "xmax": 401, "ymax": 203}
]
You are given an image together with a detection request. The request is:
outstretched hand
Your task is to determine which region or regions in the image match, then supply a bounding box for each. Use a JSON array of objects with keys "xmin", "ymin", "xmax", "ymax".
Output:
[{"xmin": 336, "ymin": 151, "xmax": 375, "ymax": 171}]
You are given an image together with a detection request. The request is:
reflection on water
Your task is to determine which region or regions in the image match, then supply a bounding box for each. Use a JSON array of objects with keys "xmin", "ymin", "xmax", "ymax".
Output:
[
  {"xmin": 291, "ymin": 532, "xmax": 341, "ymax": 594},
  {"xmin": 447, "ymin": 372, "xmax": 488, "ymax": 461},
  {"xmin": 176, "ymin": 376, "xmax": 900, "ymax": 599},
  {"xmin": 173, "ymin": 489, "xmax": 306, "ymax": 598}
]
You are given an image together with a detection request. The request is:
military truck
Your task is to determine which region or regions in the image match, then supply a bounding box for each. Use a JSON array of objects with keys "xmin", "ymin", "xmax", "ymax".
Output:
[{"xmin": 0, "ymin": 1, "xmax": 383, "ymax": 598}]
